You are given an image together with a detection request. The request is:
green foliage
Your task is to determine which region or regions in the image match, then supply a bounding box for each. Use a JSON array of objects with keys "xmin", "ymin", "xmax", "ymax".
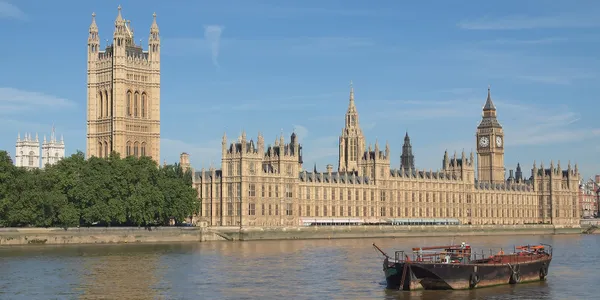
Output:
[{"xmin": 0, "ymin": 150, "xmax": 199, "ymax": 227}]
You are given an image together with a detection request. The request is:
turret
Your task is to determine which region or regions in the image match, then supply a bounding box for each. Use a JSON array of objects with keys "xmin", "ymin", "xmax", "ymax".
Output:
[{"xmin": 88, "ymin": 13, "xmax": 99, "ymax": 61}]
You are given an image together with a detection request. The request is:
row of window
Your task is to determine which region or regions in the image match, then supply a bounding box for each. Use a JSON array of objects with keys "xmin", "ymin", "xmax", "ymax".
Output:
[
  {"xmin": 96, "ymin": 90, "xmax": 150, "ymax": 119},
  {"xmin": 206, "ymin": 203, "xmax": 540, "ymax": 219}
]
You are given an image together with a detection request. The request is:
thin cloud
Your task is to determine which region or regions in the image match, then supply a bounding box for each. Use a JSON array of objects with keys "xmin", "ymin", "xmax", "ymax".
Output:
[
  {"xmin": 0, "ymin": 87, "xmax": 75, "ymax": 114},
  {"xmin": 0, "ymin": 1, "xmax": 27, "ymax": 20},
  {"xmin": 292, "ymin": 125, "xmax": 309, "ymax": 142},
  {"xmin": 458, "ymin": 13, "xmax": 600, "ymax": 30},
  {"xmin": 479, "ymin": 37, "xmax": 568, "ymax": 45},
  {"xmin": 163, "ymin": 36, "xmax": 376, "ymax": 57},
  {"xmin": 204, "ymin": 25, "xmax": 224, "ymax": 68}
]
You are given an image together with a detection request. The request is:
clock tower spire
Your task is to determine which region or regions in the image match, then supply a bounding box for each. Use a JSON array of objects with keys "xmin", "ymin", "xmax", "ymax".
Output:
[{"xmin": 476, "ymin": 85, "xmax": 505, "ymax": 184}]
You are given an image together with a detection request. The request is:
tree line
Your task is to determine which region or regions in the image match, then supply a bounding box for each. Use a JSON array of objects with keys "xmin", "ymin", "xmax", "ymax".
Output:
[{"xmin": 0, "ymin": 150, "xmax": 199, "ymax": 228}]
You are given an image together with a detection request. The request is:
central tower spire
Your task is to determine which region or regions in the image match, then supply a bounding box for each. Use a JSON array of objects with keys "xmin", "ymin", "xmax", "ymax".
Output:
[{"xmin": 338, "ymin": 80, "xmax": 366, "ymax": 174}]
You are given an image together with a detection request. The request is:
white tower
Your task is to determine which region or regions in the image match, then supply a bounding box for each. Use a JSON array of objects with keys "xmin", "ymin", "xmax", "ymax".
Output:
[
  {"xmin": 15, "ymin": 132, "xmax": 41, "ymax": 170},
  {"xmin": 41, "ymin": 126, "xmax": 65, "ymax": 168}
]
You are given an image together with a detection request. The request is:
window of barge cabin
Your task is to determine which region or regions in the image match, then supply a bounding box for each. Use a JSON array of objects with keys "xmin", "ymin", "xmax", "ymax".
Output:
[
  {"xmin": 286, "ymin": 203, "xmax": 293, "ymax": 216},
  {"xmin": 248, "ymin": 203, "xmax": 256, "ymax": 215},
  {"xmin": 285, "ymin": 184, "xmax": 293, "ymax": 198},
  {"xmin": 249, "ymin": 184, "xmax": 256, "ymax": 197}
]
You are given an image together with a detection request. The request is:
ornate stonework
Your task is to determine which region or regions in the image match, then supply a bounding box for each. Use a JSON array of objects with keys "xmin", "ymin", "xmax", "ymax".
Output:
[
  {"xmin": 188, "ymin": 85, "xmax": 581, "ymax": 228},
  {"xmin": 15, "ymin": 133, "xmax": 40, "ymax": 170},
  {"xmin": 86, "ymin": 6, "xmax": 161, "ymax": 163}
]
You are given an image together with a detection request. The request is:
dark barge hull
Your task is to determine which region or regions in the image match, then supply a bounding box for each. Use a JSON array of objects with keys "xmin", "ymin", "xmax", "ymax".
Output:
[{"xmin": 384, "ymin": 257, "xmax": 551, "ymax": 290}]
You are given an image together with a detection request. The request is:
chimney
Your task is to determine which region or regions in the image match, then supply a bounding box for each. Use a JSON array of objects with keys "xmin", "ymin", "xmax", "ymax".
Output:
[{"xmin": 326, "ymin": 164, "xmax": 333, "ymax": 173}]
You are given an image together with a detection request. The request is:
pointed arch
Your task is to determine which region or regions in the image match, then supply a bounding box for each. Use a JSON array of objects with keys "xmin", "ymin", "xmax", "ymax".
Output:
[
  {"xmin": 109, "ymin": 88, "xmax": 113, "ymax": 117},
  {"xmin": 134, "ymin": 141, "xmax": 140, "ymax": 157},
  {"xmin": 98, "ymin": 91, "xmax": 103, "ymax": 118},
  {"xmin": 104, "ymin": 90, "xmax": 109, "ymax": 117},
  {"xmin": 98, "ymin": 141, "xmax": 103, "ymax": 157},
  {"xmin": 141, "ymin": 93, "xmax": 147, "ymax": 118},
  {"xmin": 104, "ymin": 141, "xmax": 109, "ymax": 158},
  {"xmin": 141, "ymin": 142, "xmax": 147, "ymax": 157},
  {"xmin": 126, "ymin": 141, "xmax": 132, "ymax": 156},
  {"xmin": 28, "ymin": 151, "xmax": 34, "ymax": 166},
  {"xmin": 126, "ymin": 91, "xmax": 132, "ymax": 116},
  {"xmin": 134, "ymin": 92, "xmax": 139, "ymax": 117}
]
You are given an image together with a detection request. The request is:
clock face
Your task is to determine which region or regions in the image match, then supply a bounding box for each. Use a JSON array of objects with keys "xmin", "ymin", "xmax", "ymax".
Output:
[
  {"xmin": 479, "ymin": 136, "xmax": 489, "ymax": 148},
  {"xmin": 496, "ymin": 136, "xmax": 503, "ymax": 147}
]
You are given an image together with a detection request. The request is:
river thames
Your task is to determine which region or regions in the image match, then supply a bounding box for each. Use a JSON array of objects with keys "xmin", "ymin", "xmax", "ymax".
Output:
[{"xmin": 0, "ymin": 234, "xmax": 596, "ymax": 299}]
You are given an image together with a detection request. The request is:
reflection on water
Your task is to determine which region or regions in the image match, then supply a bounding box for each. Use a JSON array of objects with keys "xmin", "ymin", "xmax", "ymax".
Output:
[{"xmin": 0, "ymin": 235, "xmax": 598, "ymax": 299}]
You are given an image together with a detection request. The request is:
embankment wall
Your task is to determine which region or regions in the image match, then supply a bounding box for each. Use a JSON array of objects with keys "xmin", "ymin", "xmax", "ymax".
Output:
[{"xmin": 0, "ymin": 224, "xmax": 583, "ymax": 246}]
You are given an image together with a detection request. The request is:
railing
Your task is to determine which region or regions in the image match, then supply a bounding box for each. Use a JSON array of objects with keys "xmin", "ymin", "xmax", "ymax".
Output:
[{"xmin": 392, "ymin": 246, "xmax": 551, "ymax": 265}]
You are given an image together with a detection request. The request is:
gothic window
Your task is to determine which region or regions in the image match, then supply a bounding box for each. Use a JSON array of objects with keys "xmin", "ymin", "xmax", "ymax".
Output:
[
  {"xmin": 141, "ymin": 142, "xmax": 146, "ymax": 156},
  {"xmin": 134, "ymin": 92, "xmax": 139, "ymax": 117},
  {"xmin": 141, "ymin": 93, "xmax": 146, "ymax": 118},
  {"xmin": 98, "ymin": 142, "xmax": 103, "ymax": 157},
  {"xmin": 109, "ymin": 89, "xmax": 113, "ymax": 117},
  {"xmin": 104, "ymin": 141, "xmax": 109, "ymax": 158},
  {"xmin": 98, "ymin": 92, "xmax": 103, "ymax": 118},
  {"xmin": 104, "ymin": 90, "xmax": 109, "ymax": 117},
  {"xmin": 134, "ymin": 142, "xmax": 139, "ymax": 157},
  {"xmin": 126, "ymin": 91, "xmax": 132, "ymax": 116},
  {"xmin": 126, "ymin": 141, "xmax": 132, "ymax": 156},
  {"xmin": 28, "ymin": 151, "xmax": 34, "ymax": 166}
]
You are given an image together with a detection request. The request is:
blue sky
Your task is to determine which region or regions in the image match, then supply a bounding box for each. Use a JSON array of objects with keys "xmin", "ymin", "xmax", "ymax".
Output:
[{"xmin": 0, "ymin": 0, "xmax": 599, "ymax": 179}]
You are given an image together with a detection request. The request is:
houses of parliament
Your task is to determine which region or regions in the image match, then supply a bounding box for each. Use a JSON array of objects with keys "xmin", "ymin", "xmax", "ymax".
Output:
[
  {"xmin": 85, "ymin": 8, "xmax": 580, "ymax": 228},
  {"xmin": 187, "ymin": 84, "xmax": 581, "ymax": 227}
]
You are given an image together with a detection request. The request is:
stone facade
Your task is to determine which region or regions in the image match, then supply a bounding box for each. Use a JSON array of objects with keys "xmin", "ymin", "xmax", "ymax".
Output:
[
  {"xmin": 15, "ymin": 133, "xmax": 40, "ymax": 170},
  {"xmin": 41, "ymin": 128, "xmax": 65, "ymax": 168},
  {"xmin": 579, "ymin": 178, "xmax": 599, "ymax": 218},
  {"xmin": 189, "ymin": 85, "xmax": 581, "ymax": 228},
  {"xmin": 86, "ymin": 6, "xmax": 161, "ymax": 163}
]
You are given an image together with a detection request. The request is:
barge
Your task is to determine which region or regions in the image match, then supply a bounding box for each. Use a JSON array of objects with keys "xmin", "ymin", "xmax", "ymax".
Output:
[{"xmin": 373, "ymin": 242, "xmax": 552, "ymax": 290}]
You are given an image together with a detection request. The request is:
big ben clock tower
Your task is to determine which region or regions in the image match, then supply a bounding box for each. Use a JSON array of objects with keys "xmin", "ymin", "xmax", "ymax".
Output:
[{"xmin": 476, "ymin": 86, "xmax": 505, "ymax": 184}]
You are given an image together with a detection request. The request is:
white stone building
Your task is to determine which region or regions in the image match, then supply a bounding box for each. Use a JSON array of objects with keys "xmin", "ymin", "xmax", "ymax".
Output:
[
  {"xmin": 41, "ymin": 129, "xmax": 65, "ymax": 168},
  {"xmin": 15, "ymin": 133, "xmax": 41, "ymax": 170}
]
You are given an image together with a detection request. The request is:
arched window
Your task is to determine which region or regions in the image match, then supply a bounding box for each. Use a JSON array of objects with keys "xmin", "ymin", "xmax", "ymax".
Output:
[
  {"xmin": 104, "ymin": 141, "xmax": 109, "ymax": 158},
  {"xmin": 141, "ymin": 93, "xmax": 146, "ymax": 118},
  {"xmin": 99, "ymin": 142, "xmax": 103, "ymax": 157},
  {"xmin": 109, "ymin": 89, "xmax": 113, "ymax": 117},
  {"xmin": 104, "ymin": 90, "xmax": 109, "ymax": 117},
  {"xmin": 28, "ymin": 151, "xmax": 34, "ymax": 166},
  {"xmin": 134, "ymin": 142, "xmax": 139, "ymax": 157},
  {"xmin": 141, "ymin": 142, "xmax": 147, "ymax": 156},
  {"xmin": 99, "ymin": 92, "xmax": 103, "ymax": 118},
  {"xmin": 126, "ymin": 91, "xmax": 132, "ymax": 116},
  {"xmin": 126, "ymin": 141, "xmax": 132, "ymax": 156},
  {"xmin": 134, "ymin": 92, "xmax": 139, "ymax": 117}
]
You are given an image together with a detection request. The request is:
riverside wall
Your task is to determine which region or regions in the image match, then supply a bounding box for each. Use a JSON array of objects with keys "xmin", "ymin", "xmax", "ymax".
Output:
[{"xmin": 0, "ymin": 224, "xmax": 584, "ymax": 246}]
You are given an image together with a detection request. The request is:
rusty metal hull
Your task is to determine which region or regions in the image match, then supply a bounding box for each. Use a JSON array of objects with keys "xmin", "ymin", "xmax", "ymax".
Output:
[{"xmin": 384, "ymin": 257, "xmax": 551, "ymax": 290}]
